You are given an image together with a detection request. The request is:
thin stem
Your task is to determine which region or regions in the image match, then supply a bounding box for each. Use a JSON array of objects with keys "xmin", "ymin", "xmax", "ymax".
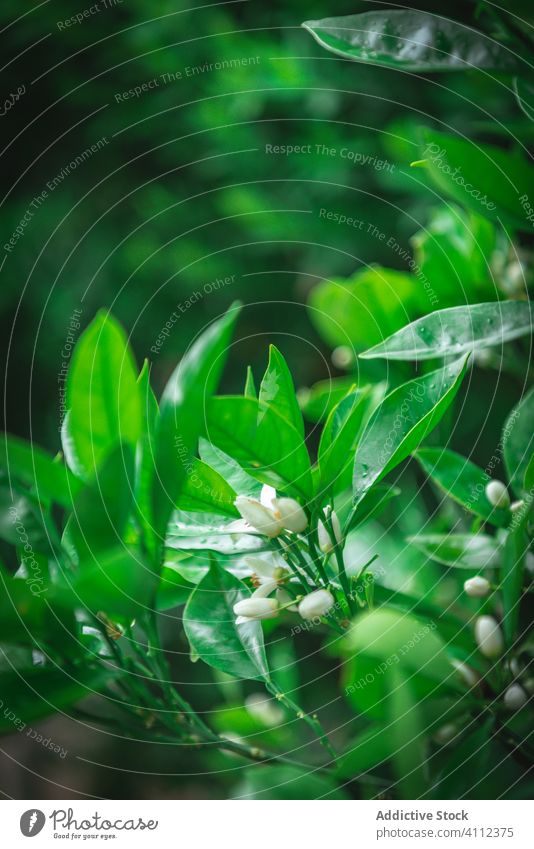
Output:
[{"xmin": 265, "ymin": 680, "xmax": 337, "ymax": 760}]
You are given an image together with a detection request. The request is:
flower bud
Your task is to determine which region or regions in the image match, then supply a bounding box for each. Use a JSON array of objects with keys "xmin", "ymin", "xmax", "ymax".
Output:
[
  {"xmin": 234, "ymin": 495, "xmax": 282, "ymax": 537},
  {"xmin": 464, "ymin": 576, "xmax": 491, "ymax": 598},
  {"xmin": 317, "ymin": 508, "xmax": 342, "ymax": 553},
  {"xmin": 510, "ymin": 499, "xmax": 525, "ymax": 513},
  {"xmin": 272, "ymin": 497, "xmax": 308, "ymax": 533},
  {"xmin": 233, "ymin": 597, "xmax": 279, "ymax": 622},
  {"xmin": 485, "ymin": 480, "xmax": 510, "ymax": 509},
  {"xmin": 475, "ymin": 615, "xmax": 504, "ymax": 658},
  {"xmin": 434, "ymin": 723, "xmax": 458, "ymax": 745},
  {"xmin": 451, "ymin": 659, "xmax": 480, "ymax": 689},
  {"xmin": 503, "ymin": 684, "xmax": 528, "ymax": 711},
  {"xmin": 331, "ymin": 346, "xmax": 354, "ymax": 369},
  {"xmin": 298, "ymin": 588, "xmax": 335, "ymax": 620}
]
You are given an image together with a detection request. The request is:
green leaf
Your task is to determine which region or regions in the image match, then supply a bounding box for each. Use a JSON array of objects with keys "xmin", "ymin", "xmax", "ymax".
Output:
[
  {"xmin": 244, "ymin": 365, "xmax": 257, "ymax": 398},
  {"xmin": 298, "ymin": 377, "xmax": 356, "ymax": 422},
  {"xmin": 345, "ymin": 483, "xmax": 401, "ymax": 532},
  {"xmin": 175, "ymin": 458, "xmax": 238, "ymax": 517},
  {"xmin": 501, "ymin": 514, "xmax": 529, "ymax": 646},
  {"xmin": 0, "ymin": 485, "xmax": 52, "ymax": 555},
  {"xmin": 302, "ymin": 12, "xmax": 521, "ymax": 73},
  {"xmin": 387, "ymin": 668, "xmax": 427, "ymax": 799},
  {"xmin": 0, "ymin": 434, "xmax": 81, "ymax": 508},
  {"xmin": 503, "ymin": 386, "xmax": 534, "ymax": 496},
  {"xmin": 318, "ymin": 388, "xmax": 370, "ymax": 495},
  {"xmin": 135, "ymin": 360, "xmax": 159, "ymax": 544},
  {"xmin": 184, "ymin": 561, "xmax": 269, "ymax": 680},
  {"xmin": 233, "ymin": 764, "xmax": 348, "ymax": 800},
  {"xmin": 309, "ymin": 266, "xmax": 422, "ymax": 351},
  {"xmin": 0, "ymin": 662, "xmax": 116, "ymax": 733},
  {"xmin": 407, "ymin": 533, "xmax": 499, "ymax": 570},
  {"xmin": 167, "ymin": 512, "xmax": 268, "ymax": 557},
  {"xmin": 434, "ymin": 719, "xmax": 495, "ymax": 799},
  {"xmin": 206, "ymin": 396, "xmax": 313, "ymax": 500},
  {"xmin": 152, "ymin": 304, "xmax": 240, "ymax": 538},
  {"xmin": 419, "ymin": 130, "xmax": 534, "ymax": 231},
  {"xmin": 198, "ymin": 439, "xmax": 262, "ymax": 499},
  {"xmin": 259, "ymin": 345, "xmax": 304, "ymax": 436},
  {"xmin": 415, "ymin": 448, "xmax": 512, "ymax": 527},
  {"xmin": 352, "ymin": 356, "xmax": 468, "ymax": 507},
  {"xmin": 156, "ymin": 562, "xmax": 195, "ymax": 610},
  {"xmin": 361, "ymin": 301, "xmax": 533, "ymax": 361},
  {"xmin": 62, "ymin": 311, "xmax": 141, "ymax": 481},
  {"xmin": 337, "ymin": 725, "xmax": 392, "ymax": 778}
]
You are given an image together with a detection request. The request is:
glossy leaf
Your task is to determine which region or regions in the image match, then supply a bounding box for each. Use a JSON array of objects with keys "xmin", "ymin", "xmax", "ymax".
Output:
[
  {"xmin": 0, "ymin": 434, "xmax": 81, "ymax": 508},
  {"xmin": 206, "ymin": 396, "xmax": 313, "ymax": 500},
  {"xmin": 152, "ymin": 304, "xmax": 240, "ymax": 539},
  {"xmin": 184, "ymin": 561, "xmax": 269, "ymax": 681},
  {"xmin": 167, "ymin": 511, "xmax": 268, "ymax": 556},
  {"xmin": 407, "ymin": 533, "xmax": 499, "ymax": 570},
  {"xmin": 244, "ymin": 366, "xmax": 257, "ymax": 398},
  {"xmin": 134, "ymin": 360, "xmax": 159, "ymax": 546},
  {"xmin": 298, "ymin": 377, "xmax": 355, "ymax": 422},
  {"xmin": 302, "ymin": 12, "xmax": 521, "ymax": 73},
  {"xmin": 415, "ymin": 448, "xmax": 512, "ymax": 527},
  {"xmin": 352, "ymin": 356, "xmax": 468, "ymax": 506},
  {"xmin": 198, "ymin": 439, "xmax": 262, "ymax": 499},
  {"xmin": 318, "ymin": 388, "xmax": 370, "ymax": 495},
  {"xmin": 361, "ymin": 301, "xmax": 533, "ymax": 361},
  {"xmin": 175, "ymin": 458, "xmax": 239, "ymax": 518},
  {"xmin": 156, "ymin": 563, "xmax": 195, "ymax": 611},
  {"xmin": 62, "ymin": 311, "xmax": 141, "ymax": 481},
  {"xmin": 259, "ymin": 345, "xmax": 304, "ymax": 436},
  {"xmin": 419, "ymin": 130, "xmax": 534, "ymax": 231},
  {"xmin": 503, "ymin": 386, "xmax": 534, "ymax": 496}
]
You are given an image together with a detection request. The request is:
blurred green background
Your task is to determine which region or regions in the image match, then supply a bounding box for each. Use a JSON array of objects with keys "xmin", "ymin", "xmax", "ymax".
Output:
[{"xmin": 1, "ymin": 0, "xmax": 531, "ymax": 798}]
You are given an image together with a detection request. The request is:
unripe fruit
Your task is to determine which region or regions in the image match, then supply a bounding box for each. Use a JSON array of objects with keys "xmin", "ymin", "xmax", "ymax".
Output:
[
  {"xmin": 464, "ymin": 576, "xmax": 491, "ymax": 598},
  {"xmin": 503, "ymin": 684, "xmax": 528, "ymax": 711},
  {"xmin": 298, "ymin": 589, "xmax": 335, "ymax": 620},
  {"xmin": 474, "ymin": 615, "xmax": 504, "ymax": 658},
  {"xmin": 485, "ymin": 480, "xmax": 510, "ymax": 509}
]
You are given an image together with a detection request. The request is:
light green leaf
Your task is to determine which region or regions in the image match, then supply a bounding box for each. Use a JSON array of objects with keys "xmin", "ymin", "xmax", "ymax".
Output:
[
  {"xmin": 199, "ymin": 439, "xmax": 262, "ymax": 499},
  {"xmin": 135, "ymin": 360, "xmax": 159, "ymax": 546},
  {"xmin": 407, "ymin": 533, "xmax": 500, "ymax": 570},
  {"xmin": 175, "ymin": 458, "xmax": 238, "ymax": 518},
  {"xmin": 184, "ymin": 561, "xmax": 269, "ymax": 680},
  {"xmin": 415, "ymin": 448, "xmax": 512, "ymax": 527},
  {"xmin": 244, "ymin": 365, "xmax": 257, "ymax": 398},
  {"xmin": 352, "ymin": 356, "xmax": 468, "ymax": 506},
  {"xmin": 62, "ymin": 311, "xmax": 141, "ymax": 481},
  {"xmin": 0, "ymin": 434, "xmax": 81, "ymax": 508},
  {"xmin": 167, "ymin": 512, "xmax": 268, "ymax": 556},
  {"xmin": 503, "ymin": 386, "xmax": 534, "ymax": 496},
  {"xmin": 259, "ymin": 345, "xmax": 304, "ymax": 436},
  {"xmin": 156, "ymin": 562, "xmax": 195, "ymax": 611},
  {"xmin": 361, "ymin": 301, "xmax": 533, "ymax": 361},
  {"xmin": 152, "ymin": 304, "xmax": 240, "ymax": 538},
  {"xmin": 387, "ymin": 668, "xmax": 427, "ymax": 799},
  {"xmin": 302, "ymin": 12, "xmax": 521, "ymax": 73},
  {"xmin": 206, "ymin": 396, "xmax": 313, "ymax": 500},
  {"xmin": 298, "ymin": 376, "xmax": 356, "ymax": 423}
]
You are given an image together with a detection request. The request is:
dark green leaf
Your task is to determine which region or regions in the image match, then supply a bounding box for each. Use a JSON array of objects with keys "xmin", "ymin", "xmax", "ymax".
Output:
[
  {"xmin": 318, "ymin": 388, "xmax": 370, "ymax": 495},
  {"xmin": 503, "ymin": 386, "xmax": 534, "ymax": 496},
  {"xmin": 184, "ymin": 560, "xmax": 269, "ymax": 680},
  {"xmin": 0, "ymin": 434, "xmax": 81, "ymax": 508},
  {"xmin": 207, "ymin": 396, "xmax": 313, "ymax": 500},
  {"xmin": 361, "ymin": 301, "xmax": 533, "ymax": 361},
  {"xmin": 501, "ymin": 514, "xmax": 529, "ymax": 646},
  {"xmin": 352, "ymin": 356, "xmax": 468, "ymax": 506},
  {"xmin": 233, "ymin": 764, "xmax": 348, "ymax": 800},
  {"xmin": 302, "ymin": 12, "xmax": 521, "ymax": 73},
  {"xmin": 415, "ymin": 447, "xmax": 512, "ymax": 527}
]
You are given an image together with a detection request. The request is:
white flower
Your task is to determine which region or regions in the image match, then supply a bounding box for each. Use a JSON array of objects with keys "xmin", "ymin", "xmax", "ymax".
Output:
[
  {"xmin": 234, "ymin": 494, "xmax": 282, "ymax": 537},
  {"xmin": 503, "ymin": 684, "xmax": 528, "ymax": 711},
  {"xmin": 243, "ymin": 553, "xmax": 288, "ymax": 592},
  {"xmin": 275, "ymin": 587, "xmax": 298, "ymax": 612},
  {"xmin": 485, "ymin": 480, "xmax": 510, "ymax": 509},
  {"xmin": 233, "ymin": 593, "xmax": 279, "ymax": 624},
  {"xmin": 475, "ymin": 615, "xmax": 504, "ymax": 658},
  {"xmin": 298, "ymin": 588, "xmax": 335, "ymax": 620},
  {"xmin": 272, "ymin": 497, "xmax": 308, "ymax": 533},
  {"xmin": 463, "ymin": 576, "xmax": 491, "ymax": 598},
  {"xmin": 317, "ymin": 507, "xmax": 342, "ymax": 553},
  {"xmin": 451, "ymin": 659, "xmax": 480, "ymax": 689}
]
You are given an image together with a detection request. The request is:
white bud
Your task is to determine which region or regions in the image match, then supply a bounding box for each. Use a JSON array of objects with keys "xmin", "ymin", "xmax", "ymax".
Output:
[
  {"xmin": 272, "ymin": 497, "xmax": 308, "ymax": 533},
  {"xmin": 434, "ymin": 723, "xmax": 458, "ymax": 745},
  {"xmin": 451, "ymin": 659, "xmax": 480, "ymax": 689},
  {"xmin": 510, "ymin": 499, "xmax": 525, "ymax": 513},
  {"xmin": 276, "ymin": 587, "xmax": 298, "ymax": 612},
  {"xmin": 234, "ymin": 495, "xmax": 282, "ymax": 537},
  {"xmin": 464, "ymin": 576, "xmax": 491, "ymax": 598},
  {"xmin": 503, "ymin": 684, "xmax": 528, "ymax": 711},
  {"xmin": 233, "ymin": 597, "xmax": 279, "ymax": 622},
  {"xmin": 317, "ymin": 508, "xmax": 342, "ymax": 553},
  {"xmin": 475, "ymin": 615, "xmax": 504, "ymax": 658},
  {"xmin": 331, "ymin": 346, "xmax": 354, "ymax": 369},
  {"xmin": 485, "ymin": 480, "xmax": 510, "ymax": 509},
  {"xmin": 298, "ymin": 588, "xmax": 335, "ymax": 620}
]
